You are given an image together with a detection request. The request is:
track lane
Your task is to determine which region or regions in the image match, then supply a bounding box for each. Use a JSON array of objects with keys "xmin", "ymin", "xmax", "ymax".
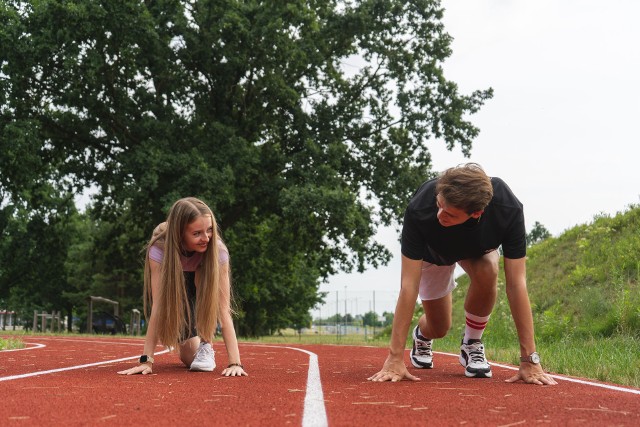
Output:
[
  {"xmin": 1, "ymin": 337, "xmax": 309, "ymax": 426},
  {"xmin": 1, "ymin": 336, "xmax": 639, "ymax": 426},
  {"xmin": 309, "ymin": 344, "xmax": 639, "ymax": 426}
]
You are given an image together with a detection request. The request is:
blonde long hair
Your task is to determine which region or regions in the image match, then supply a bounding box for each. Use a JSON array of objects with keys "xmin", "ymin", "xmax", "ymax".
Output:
[{"xmin": 143, "ymin": 197, "xmax": 222, "ymax": 350}]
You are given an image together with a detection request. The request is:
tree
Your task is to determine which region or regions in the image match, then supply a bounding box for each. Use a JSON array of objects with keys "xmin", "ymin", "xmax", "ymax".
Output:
[
  {"xmin": 527, "ymin": 221, "xmax": 551, "ymax": 247},
  {"xmin": 362, "ymin": 310, "xmax": 382, "ymax": 327},
  {"xmin": 0, "ymin": 190, "xmax": 79, "ymax": 328},
  {"xmin": 1, "ymin": 0, "xmax": 491, "ymax": 335},
  {"xmin": 382, "ymin": 311, "xmax": 395, "ymax": 327}
]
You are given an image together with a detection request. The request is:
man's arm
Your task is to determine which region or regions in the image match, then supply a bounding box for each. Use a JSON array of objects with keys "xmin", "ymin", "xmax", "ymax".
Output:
[
  {"xmin": 503, "ymin": 257, "xmax": 557, "ymax": 385},
  {"xmin": 367, "ymin": 255, "xmax": 423, "ymax": 382}
]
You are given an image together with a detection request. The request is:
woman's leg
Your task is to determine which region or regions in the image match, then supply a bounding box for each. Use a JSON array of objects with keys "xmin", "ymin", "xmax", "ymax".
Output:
[{"xmin": 178, "ymin": 336, "xmax": 201, "ymax": 367}]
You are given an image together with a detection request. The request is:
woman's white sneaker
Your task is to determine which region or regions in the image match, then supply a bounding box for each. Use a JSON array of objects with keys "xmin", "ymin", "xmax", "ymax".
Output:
[{"xmin": 190, "ymin": 342, "xmax": 216, "ymax": 372}]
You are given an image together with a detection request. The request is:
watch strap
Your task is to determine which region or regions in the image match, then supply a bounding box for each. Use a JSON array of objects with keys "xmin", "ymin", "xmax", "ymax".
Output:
[
  {"xmin": 520, "ymin": 352, "xmax": 540, "ymax": 364},
  {"xmin": 139, "ymin": 355, "xmax": 154, "ymax": 364}
]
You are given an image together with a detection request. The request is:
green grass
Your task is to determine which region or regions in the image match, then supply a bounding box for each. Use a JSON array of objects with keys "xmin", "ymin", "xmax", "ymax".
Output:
[
  {"xmin": 247, "ymin": 332, "xmax": 390, "ymax": 347},
  {"xmin": 424, "ymin": 330, "xmax": 640, "ymax": 388},
  {"xmin": 0, "ymin": 336, "xmax": 24, "ymax": 350},
  {"xmin": 541, "ymin": 335, "xmax": 640, "ymax": 386}
]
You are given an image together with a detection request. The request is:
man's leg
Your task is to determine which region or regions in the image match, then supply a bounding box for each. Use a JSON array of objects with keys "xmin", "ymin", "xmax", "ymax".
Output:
[
  {"xmin": 410, "ymin": 262, "xmax": 455, "ymax": 369},
  {"xmin": 418, "ymin": 294, "xmax": 453, "ymax": 339},
  {"xmin": 459, "ymin": 250, "xmax": 500, "ymax": 318},
  {"xmin": 457, "ymin": 251, "xmax": 499, "ymax": 378}
]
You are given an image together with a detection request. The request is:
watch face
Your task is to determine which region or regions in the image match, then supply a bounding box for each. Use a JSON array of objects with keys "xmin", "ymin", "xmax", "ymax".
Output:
[
  {"xmin": 531, "ymin": 353, "xmax": 540, "ymax": 364},
  {"xmin": 140, "ymin": 355, "xmax": 148, "ymax": 363}
]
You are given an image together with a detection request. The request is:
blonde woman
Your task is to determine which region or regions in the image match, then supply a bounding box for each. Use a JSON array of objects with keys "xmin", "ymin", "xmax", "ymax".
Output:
[{"xmin": 118, "ymin": 197, "xmax": 247, "ymax": 377}]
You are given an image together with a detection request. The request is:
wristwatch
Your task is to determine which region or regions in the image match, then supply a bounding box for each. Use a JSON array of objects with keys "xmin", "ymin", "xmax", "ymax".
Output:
[
  {"xmin": 139, "ymin": 355, "xmax": 154, "ymax": 364},
  {"xmin": 520, "ymin": 352, "xmax": 540, "ymax": 364}
]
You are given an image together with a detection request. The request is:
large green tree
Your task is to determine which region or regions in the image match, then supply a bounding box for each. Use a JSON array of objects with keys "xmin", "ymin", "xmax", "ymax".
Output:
[
  {"xmin": 0, "ymin": 189, "xmax": 79, "ymax": 328},
  {"xmin": 1, "ymin": 0, "xmax": 491, "ymax": 335}
]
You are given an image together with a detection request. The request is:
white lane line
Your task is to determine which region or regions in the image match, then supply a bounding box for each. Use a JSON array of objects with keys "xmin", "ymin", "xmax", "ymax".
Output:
[
  {"xmin": 23, "ymin": 337, "xmax": 145, "ymax": 346},
  {"xmin": 283, "ymin": 347, "xmax": 328, "ymax": 427},
  {"xmin": 433, "ymin": 350, "xmax": 640, "ymax": 395},
  {"xmin": 242, "ymin": 344, "xmax": 328, "ymax": 427},
  {"xmin": 0, "ymin": 346, "xmax": 170, "ymax": 382},
  {"xmin": 0, "ymin": 343, "xmax": 46, "ymax": 352}
]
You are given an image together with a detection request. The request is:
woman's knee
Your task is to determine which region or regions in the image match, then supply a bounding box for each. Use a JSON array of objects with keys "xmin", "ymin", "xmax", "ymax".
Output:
[{"xmin": 179, "ymin": 337, "xmax": 200, "ymax": 367}]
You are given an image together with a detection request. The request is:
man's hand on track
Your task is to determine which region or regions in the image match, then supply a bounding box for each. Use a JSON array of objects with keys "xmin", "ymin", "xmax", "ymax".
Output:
[
  {"xmin": 367, "ymin": 356, "xmax": 420, "ymax": 382},
  {"xmin": 505, "ymin": 363, "xmax": 558, "ymax": 385}
]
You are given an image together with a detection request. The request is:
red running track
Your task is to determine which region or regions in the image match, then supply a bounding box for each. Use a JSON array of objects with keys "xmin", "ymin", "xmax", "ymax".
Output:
[{"xmin": 1, "ymin": 335, "xmax": 639, "ymax": 426}]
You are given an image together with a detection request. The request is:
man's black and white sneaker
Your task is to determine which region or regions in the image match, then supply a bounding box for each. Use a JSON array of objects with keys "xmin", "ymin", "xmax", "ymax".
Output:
[
  {"xmin": 459, "ymin": 339, "xmax": 492, "ymax": 378},
  {"xmin": 410, "ymin": 325, "xmax": 434, "ymax": 369}
]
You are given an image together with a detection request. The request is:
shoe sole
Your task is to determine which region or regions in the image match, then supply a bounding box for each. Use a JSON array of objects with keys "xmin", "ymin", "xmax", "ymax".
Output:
[
  {"xmin": 410, "ymin": 355, "xmax": 433, "ymax": 369},
  {"xmin": 190, "ymin": 364, "xmax": 215, "ymax": 372},
  {"xmin": 464, "ymin": 369, "xmax": 492, "ymax": 378},
  {"xmin": 459, "ymin": 354, "xmax": 492, "ymax": 378}
]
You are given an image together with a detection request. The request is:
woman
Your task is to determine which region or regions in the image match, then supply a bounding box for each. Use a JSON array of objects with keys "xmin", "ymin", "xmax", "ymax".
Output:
[{"xmin": 118, "ymin": 197, "xmax": 247, "ymax": 377}]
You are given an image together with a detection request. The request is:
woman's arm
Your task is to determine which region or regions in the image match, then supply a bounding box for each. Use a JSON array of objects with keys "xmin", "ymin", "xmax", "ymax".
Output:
[
  {"xmin": 117, "ymin": 260, "xmax": 162, "ymax": 375},
  {"xmin": 218, "ymin": 262, "xmax": 247, "ymax": 377}
]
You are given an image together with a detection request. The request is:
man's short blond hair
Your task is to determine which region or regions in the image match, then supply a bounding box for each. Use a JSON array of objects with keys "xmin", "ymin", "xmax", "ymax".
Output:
[{"xmin": 435, "ymin": 163, "xmax": 493, "ymax": 214}]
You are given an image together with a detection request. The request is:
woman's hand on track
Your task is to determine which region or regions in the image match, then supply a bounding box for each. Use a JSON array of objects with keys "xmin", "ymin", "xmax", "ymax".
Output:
[
  {"xmin": 221, "ymin": 365, "xmax": 248, "ymax": 377},
  {"xmin": 117, "ymin": 364, "xmax": 153, "ymax": 375}
]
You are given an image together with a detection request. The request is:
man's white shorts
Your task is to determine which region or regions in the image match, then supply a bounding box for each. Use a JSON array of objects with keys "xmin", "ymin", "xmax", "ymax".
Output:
[{"xmin": 418, "ymin": 261, "xmax": 457, "ymax": 301}]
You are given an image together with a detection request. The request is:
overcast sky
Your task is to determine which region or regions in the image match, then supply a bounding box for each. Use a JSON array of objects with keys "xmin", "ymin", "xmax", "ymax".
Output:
[{"xmin": 317, "ymin": 0, "xmax": 640, "ymax": 318}]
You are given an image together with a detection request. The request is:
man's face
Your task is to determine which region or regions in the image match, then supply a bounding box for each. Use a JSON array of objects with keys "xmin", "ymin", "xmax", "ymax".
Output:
[{"xmin": 436, "ymin": 194, "xmax": 481, "ymax": 227}]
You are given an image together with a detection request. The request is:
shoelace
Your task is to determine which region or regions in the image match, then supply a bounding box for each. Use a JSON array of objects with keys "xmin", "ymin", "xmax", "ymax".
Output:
[
  {"xmin": 415, "ymin": 339, "xmax": 432, "ymax": 355},
  {"xmin": 195, "ymin": 345, "xmax": 214, "ymax": 360},
  {"xmin": 466, "ymin": 343, "xmax": 486, "ymax": 363}
]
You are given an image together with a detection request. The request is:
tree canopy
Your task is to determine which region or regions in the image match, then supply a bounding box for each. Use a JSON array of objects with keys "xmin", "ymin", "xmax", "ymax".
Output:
[
  {"xmin": 527, "ymin": 221, "xmax": 551, "ymax": 247},
  {"xmin": 0, "ymin": 0, "xmax": 491, "ymax": 335}
]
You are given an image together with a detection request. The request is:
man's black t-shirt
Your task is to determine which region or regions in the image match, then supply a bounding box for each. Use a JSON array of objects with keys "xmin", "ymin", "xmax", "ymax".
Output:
[{"xmin": 401, "ymin": 177, "xmax": 527, "ymax": 265}]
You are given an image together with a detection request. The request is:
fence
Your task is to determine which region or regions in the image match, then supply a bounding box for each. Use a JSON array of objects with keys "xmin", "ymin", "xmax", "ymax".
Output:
[
  {"xmin": 87, "ymin": 296, "xmax": 119, "ymax": 334},
  {"xmin": 33, "ymin": 310, "xmax": 63, "ymax": 332},
  {"xmin": 1, "ymin": 310, "xmax": 18, "ymax": 330},
  {"xmin": 130, "ymin": 309, "xmax": 142, "ymax": 336}
]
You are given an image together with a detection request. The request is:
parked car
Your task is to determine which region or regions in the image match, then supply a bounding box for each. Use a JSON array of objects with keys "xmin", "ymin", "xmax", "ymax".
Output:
[{"xmin": 82, "ymin": 311, "xmax": 127, "ymax": 335}]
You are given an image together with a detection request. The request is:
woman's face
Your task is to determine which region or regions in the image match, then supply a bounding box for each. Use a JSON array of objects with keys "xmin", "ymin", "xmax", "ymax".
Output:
[{"xmin": 182, "ymin": 215, "xmax": 213, "ymax": 253}]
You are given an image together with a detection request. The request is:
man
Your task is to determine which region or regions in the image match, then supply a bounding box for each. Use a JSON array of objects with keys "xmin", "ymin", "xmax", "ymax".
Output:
[{"xmin": 368, "ymin": 163, "xmax": 556, "ymax": 385}]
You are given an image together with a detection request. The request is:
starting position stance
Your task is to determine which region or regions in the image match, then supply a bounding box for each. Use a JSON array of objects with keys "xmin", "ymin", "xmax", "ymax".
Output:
[
  {"xmin": 118, "ymin": 197, "xmax": 247, "ymax": 377},
  {"xmin": 368, "ymin": 163, "xmax": 556, "ymax": 385}
]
